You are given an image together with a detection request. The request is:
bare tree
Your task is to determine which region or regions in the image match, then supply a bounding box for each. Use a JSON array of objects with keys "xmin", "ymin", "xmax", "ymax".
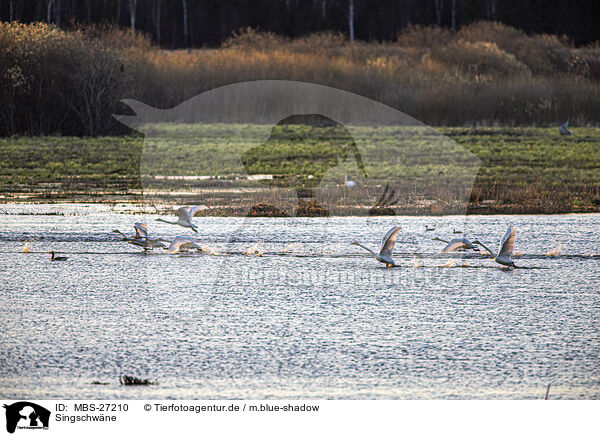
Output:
[
  {"xmin": 9, "ymin": 0, "xmax": 23, "ymax": 22},
  {"xmin": 321, "ymin": 0, "xmax": 326, "ymax": 19},
  {"xmin": 129, "ymin": 0, "xmax": 137, "ymax": 34},
  {"xmin": 116, "ymin": 0, "xmax": 121, "ymax": 25},
  {"xmin": 85, "ymin": 0, "xmax": 91, "ymax": 23},
  {"xmin": 154, "ymin": 0, "xmax": 161, "ymax": 45},
  {"xmin": 61, "ymin": 45, "xmax": 125, "ymax": 135},
  {"xmin": 488, "ymin": 0, "xmax": 496, "ymax": 20},
  {"xmin": 182, "ymin": 0, "xmax": 188, "ymax": 46},
  {"xmin": 46, "ymin": 0, "xmax": 55, "ymax": 24},
  {"xmin": 55, "ymin": 0, "xmax": 61, "ymax": 27},
  {"xmin": 348, "ymin": 0, "xmax": 354, "ymax": 42},
  {"xmin": 434, "ymin": 0, "xmax": 443, "ymax": 27},
  {"xmin": 451, "ymin": 0, "xmax": 456, "ymax": 31}
]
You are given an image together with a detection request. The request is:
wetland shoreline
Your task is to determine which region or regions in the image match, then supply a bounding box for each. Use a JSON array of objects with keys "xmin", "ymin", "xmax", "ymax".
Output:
[{"xmin": 2, "ymin": 126, "xmax": 599, "ymax": 215}]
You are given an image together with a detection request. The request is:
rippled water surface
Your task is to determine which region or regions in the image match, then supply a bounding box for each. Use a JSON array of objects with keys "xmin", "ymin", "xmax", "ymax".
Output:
[{"xmin": 1, "ymin": 204, "xmax": 599, "ymax": 399}]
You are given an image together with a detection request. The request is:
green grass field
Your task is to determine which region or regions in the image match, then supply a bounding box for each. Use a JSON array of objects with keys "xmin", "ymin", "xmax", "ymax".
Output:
[{"xmin": 1, "ymin": 126, "xmax": 598, "ymax": 214}]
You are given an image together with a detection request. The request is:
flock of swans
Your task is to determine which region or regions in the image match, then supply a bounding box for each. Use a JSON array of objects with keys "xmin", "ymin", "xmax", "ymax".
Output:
[
  {"xmin": 113, "ymin": 206, "xmax": 205, "ymax": 254},
  {"xmin": 105, "ymin": 204, "xmax": 521, "ymax": 269},
  {"xmin": 351, "ymin": 225, "xmax": 518, "ymax": 268},
  {"xmin": 40, "ymin": 121, "xmax": 573, "ymax": 264}
]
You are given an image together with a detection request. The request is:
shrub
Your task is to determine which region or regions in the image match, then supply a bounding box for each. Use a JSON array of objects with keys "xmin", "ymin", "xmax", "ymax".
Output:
[
  {"xmin": 0, "ymin": 22, "xmax": 140, "ymax": 135},
  {"xmin": 0, "ymin": 21, "xmax": 599, "ymax": 135},
  {"xmin": 119, "ymin": 375, "xmax": 157, "ymax": 385}
]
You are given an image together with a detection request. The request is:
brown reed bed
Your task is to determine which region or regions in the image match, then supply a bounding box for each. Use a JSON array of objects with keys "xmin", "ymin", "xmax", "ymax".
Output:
[{"xmin": 1, "ymin": 21, "xmax": 599, "ymax": 137}]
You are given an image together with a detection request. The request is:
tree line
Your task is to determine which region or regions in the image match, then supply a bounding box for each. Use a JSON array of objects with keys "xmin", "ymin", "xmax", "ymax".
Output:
[{"xmin": 1, "ymin": 0, "xmax": 598, "ymax": 48}]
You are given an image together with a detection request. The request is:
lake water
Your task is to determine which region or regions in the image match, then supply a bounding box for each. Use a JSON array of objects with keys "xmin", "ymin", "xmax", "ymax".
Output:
[{"xmin": 1, "ymin": 204, "xmax": 599, "ymax": 399}]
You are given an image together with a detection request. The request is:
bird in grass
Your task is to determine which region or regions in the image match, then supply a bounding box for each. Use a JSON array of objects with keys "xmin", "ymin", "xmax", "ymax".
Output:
[
  {"xmin": 432, "ymin": 237, "xmax": 480, "ymax": 253},
  {"xmin": 351, "ymin": 226, "xmax": 402, "ymax": 267},
  {"xmin": 559, "ymin": 120, "xmax": 572, "ymax": 135},
  {"xmin": 471, "ymin": 227, "xmax": 518, "ymax": 268},
  {"xmin": 155, "ymin": 206, "xmax": 209, "ymax": 232},
  {"xmin": 344, "ymin": 174, "xmax": 356, "ymax": 188},
  {"xmin": 49, "ymin": 251, "xmax": 68, "ymax": 261}
]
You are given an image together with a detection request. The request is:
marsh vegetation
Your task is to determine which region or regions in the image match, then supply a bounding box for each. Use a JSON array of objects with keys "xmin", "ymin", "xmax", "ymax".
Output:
[
  {"xmin": 1, "ymin": 22, "xmax": 599, "ymax": 136},
  {"xmin": 1, "ymin": 125, "xmax": 598, "ymax": 214}
]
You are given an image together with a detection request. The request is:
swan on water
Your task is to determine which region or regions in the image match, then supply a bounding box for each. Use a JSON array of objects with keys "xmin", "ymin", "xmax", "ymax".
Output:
[
  {"xmin": 471, "ymin": 227, "xmax": 518, "ymax": 268},
  {"xmin": 433, "ymin": 237, "xmax": 480, "ymax": 253},
  {"xmin": 165, "ymin": 236, "xmax": 202, "ymax": 254},
  {"xmin": 351, "ymin": 226, "xmax": 402, "ymax": 267}
]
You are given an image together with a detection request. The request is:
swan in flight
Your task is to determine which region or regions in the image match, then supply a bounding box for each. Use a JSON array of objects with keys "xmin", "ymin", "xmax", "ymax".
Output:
[
  {"xmin": 559, "ymin": 120, "xmax": 572, "ymax": 135},
  {"xmin": 432, "ymin": 237, "xmax": 480, "ymax": 253},
  {"xmin": 156, "ymin": 205, "xmax": 209, "ymax": 232},
  {"xmin": 128, "ymin": 238, "xmax": 168, "ymax": 251},
  {"xmin": 471, "ymin": 227, "xmax": 517, "ymax": 268},
  {"xmin": 113, "ymin": 223, "xmax": 167, "ymax": 250},
  {"xmin": 165, "ymin": 236, "xmax": 202, "ymax": 254},
  {"xmin": 351, "ymin": 226, "xmax": 402, "ymax": 267},
  {"xmin": 113, "ymin": 222, "xmax": 148, "ymax": 240},
  {"xmin": 345, "ymin": 174, "xmax": 356, "ymax": 188},
  {"xmin": 49, "ymin": 251, "xmax": 68, "ymax": 261}
]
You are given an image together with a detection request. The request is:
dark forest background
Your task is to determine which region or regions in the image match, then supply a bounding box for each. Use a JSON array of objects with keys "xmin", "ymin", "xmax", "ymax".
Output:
[
  {"xmin": 2, "ymin": 1, "xmax": 600, "ymax": 135},
  {"xmin": 2, "ymin": 0, "xmax": 599, "ymax": 47}
]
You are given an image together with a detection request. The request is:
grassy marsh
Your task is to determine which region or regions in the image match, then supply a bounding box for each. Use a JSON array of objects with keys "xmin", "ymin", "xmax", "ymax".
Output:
[{"xmin": 1, "ymin": 126, "xmax": 598, "ymax": 214}]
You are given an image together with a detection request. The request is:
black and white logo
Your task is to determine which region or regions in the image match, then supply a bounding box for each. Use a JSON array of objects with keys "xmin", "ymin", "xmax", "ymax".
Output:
[{"xmin": 3, "ymin": 402, "xmax": 50, "ymax": 434}]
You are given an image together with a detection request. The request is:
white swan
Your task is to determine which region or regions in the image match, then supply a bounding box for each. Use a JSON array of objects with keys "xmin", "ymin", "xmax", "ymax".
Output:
[
  {"xmin": 472, "ymin": 227, "xmax": 517, "ymax": 267},
  {"xmin": 345, "ymin": 174, "xmax": 356, "ymax": 188},
  {"xmin": 351, "ymin": 226, "xmax": 402, "ymax": 267},
  {"xmin": 433, "ymin": 237, "xmax": 480, "ymax": 253},
  {"xmin": 113, "ymin": 223, "xmax": 168, "ymax": 250},
  {"xmin": 165, "ymin": 236, "xmax": 202, "ymax": 254},
  {"xmin": 156, "ymin": 205, "xmax": 209, "ymax": 232},
  {"xmin": 128, "ymin": 238, "xmax": 168, "ymax": 251},
  {"xmin": 112, "ymin": 222, "xmax": 148, "ymax": 240}
]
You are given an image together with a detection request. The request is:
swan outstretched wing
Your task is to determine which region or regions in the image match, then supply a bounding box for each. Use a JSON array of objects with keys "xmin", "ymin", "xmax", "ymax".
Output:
[
  {"xmin": 498, "ymin": 227, "xmax": 516, "ymax": 258},
  {"xmin": 168, "ymin": 236, "xmax": 194, "ymax": 252},
  {"xmin": 379, "ymin": 226, "xmax": 401, "ymax": 257},
  {"xmin": 188, "ymin": 205, "xmax": 209, "ymax": 218},
  {"xmin": 177, "ymin": 205, "xmax": 208, "ymax": 224},
  {"xmin": 441, "ymin": 238, "xmax": 471, "ymax": 253},
  {"xmin": 134, "ymin": 222, "xmax": 148, "ymax": 239},
  {"xmin": 177, "ymin": 207, "xmax": 192, "ymax": 224}
]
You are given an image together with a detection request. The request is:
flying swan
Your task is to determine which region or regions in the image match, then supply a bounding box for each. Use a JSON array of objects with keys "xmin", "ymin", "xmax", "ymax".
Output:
[
  {"xmin": 432, "ymin": 237, "xmax": 480, "ymax": 253},
  {"xmin": 156, "ymin": 205, "xmax": 209, "ymax": 232},
  {"xmin": 471, "ymin": 227, "xmax": 518, "ymax": 268},
  {"xmin": 351, "ymin": 226, "xmax": 402, "ymax": 267}
]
